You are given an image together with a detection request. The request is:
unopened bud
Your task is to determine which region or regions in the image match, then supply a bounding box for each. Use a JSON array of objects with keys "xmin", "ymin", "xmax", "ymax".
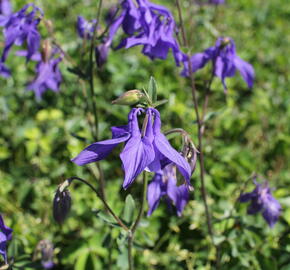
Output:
[
  {"xmin": 112, "ymin": 90, "xmax": 146, "ymax": 106},
  {"xmin": 41, "ymin": 40, "xmax": 52, "ymax": 62},
  {"xmin": 34, "ymin": 240, "xmax": 54, "ymax": 269},
  {"xmin": 53, "ymin": 181, "xmax": 72, "ymax": 224}
]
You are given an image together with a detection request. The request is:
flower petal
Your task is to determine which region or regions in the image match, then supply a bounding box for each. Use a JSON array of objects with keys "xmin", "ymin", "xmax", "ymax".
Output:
[
  {"xmin": 147, "ymin": 173, "xmax": 162, "ymax": 216},
  {"xmin": 233, "ymin": 56, "xmax": 255, "ymax": 88}
]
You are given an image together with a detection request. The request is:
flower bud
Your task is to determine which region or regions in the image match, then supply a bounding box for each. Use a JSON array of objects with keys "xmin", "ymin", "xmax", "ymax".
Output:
[
  {"xmin": 53, "ymin": 180, "xmax": 72, "ymax": 224},
  {"xmin": 112, "ymin": 90, "xmax": 146, "ymax": 106},
  {"xmin": 34, "ymin": 240, "xmax": 54, "ymax": 269},
  {"xmin": 41, "ymin": 40, "xmax": 52, "ymax": 62}
]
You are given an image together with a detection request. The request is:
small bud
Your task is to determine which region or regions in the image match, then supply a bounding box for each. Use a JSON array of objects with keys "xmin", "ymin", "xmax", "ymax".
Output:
[
  {"xmin": 95, "ymin": 44, "xmax": 109, "ymax": 68},
  {"xmin": 41, "ymin": 40, "xmax": 52, "ymax": 62},
  {"xmin": 112, "ymin": 90, "xmax": 146, "ymax": 106},
  {"xmin": 44, "ymin": 20, "xmax": 54, "ymax": 34},
  {"xmin": 53, "ymin": 181, "xmax": 72, "ymax": 224}
]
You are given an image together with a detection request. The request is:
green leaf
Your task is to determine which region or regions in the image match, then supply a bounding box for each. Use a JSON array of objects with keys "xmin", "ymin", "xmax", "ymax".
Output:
[
  {"xmin": 94, "ymin": 210, "xmax": 121, "ymax": 228},
  {"xmin": 148, "ymin": 76, "xmax": 157, "ymax": 103},
  {"xmin": 153, "ymin": 99, "xmax": 168, "ymax": 108},
  {"xmin": 122, "ymin": 194, "xmax": 135, "ymax": 225}
]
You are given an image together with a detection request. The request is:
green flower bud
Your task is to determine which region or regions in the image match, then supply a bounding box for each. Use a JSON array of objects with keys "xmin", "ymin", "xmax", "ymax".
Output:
[{"xmin": 112, "ymin": 90, "xmax": 146, "ymax": 106}]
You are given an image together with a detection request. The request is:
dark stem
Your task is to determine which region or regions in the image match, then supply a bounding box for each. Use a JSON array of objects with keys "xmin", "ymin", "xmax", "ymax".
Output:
[
  {"xmin": 127, "ymin": 171, "xmax": 149, "ymax": 270},
  {"xmin": 68, "ymin": 177, "xmax": 129, "ymax": 232}
]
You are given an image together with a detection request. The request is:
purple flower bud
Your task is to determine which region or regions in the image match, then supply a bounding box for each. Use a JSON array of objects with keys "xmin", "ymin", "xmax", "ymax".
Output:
[
  {"xmin": 239, "ymin": 181, "xmax": 281, "ymax": 228},
  {"xmin": 95, "ymin": 43, "xmax": 109, "ymax": 68},
  {"xmin": 53, "ymin": 181, "xmax": 72, "ymax": 224}
]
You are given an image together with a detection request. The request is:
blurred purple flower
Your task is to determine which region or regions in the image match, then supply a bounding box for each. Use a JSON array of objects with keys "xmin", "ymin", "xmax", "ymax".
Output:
[
  {"xmin": 182, "ymin": 37, "xmax": 255, "ymax": 91},
  {"xmin": 209, "ymin": 0, "xmax": 225, "ymax": 4},
  {"xmin": 239, "ymin": 181, "xmax": 281, "ymax": 228},
  {"xmin": 72, "ymin": 107, "xmax": 191, "ymax": 189},
  {"xmin": 0, "ymin": 4, "xmax": 43, "ymax": 63},
  {"xmin": 0, "ymin": 0, "xmax": 12, "ymax": 16},
  {"xmin": 0, "ymin": 214, "xmax": 13, "ymax": 263},
  {"xmin": 36, "ymin": 240, "xmax": 54, "ymax": 269},
  {"xmin": 76, "ymin": 16, "xmax": 96, "ymax": 40},
  {"xmin": 17, "ymin": 49, "xmax": 63, "ymax": 100},
  {"xmin": 147, "ymin": 163, "xmax": 190, "ymax": 216}
]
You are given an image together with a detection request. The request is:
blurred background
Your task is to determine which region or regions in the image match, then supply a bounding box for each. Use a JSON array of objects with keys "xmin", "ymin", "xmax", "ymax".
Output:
[{"xmin": 0, "ymin": 0, "xmax": 289, "ymax": 269}]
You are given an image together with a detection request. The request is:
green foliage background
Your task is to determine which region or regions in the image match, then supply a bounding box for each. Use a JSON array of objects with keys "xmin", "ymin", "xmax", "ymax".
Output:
[{"xmin": 0, "ymin": 0, "xmax": 289, "ymax": 269}]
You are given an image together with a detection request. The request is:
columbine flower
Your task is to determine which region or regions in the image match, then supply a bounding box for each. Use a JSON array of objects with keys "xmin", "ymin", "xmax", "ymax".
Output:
[
  {"xmin": 147, "ymin": 163, "xmax": 190, "ymax": 216},
  {"xmin": 0, "ymin": 214, "xmax": 13, "ymax": 263},
  {"xmin": 76, "ymin": 16, "xmax": 96, "ymax": 39},
  {"xmin": 21, "ymin": 48, "xmax": 63, "ymax": 100},
  {"xmin": 117, "ymin": 0, "xmax": 183, "ymax": 65},
  {"xmin": 0, "ymin": 4, "xmax": 43, "ymax": 63},
  {"xmin": 72, "ymin": 107, "xmax": 191, "ymax": 189},
  {"xmin": 239, "ymin": 181, "xmax": 281, "ymax": 228},
  {"xmin": 182, "ymin": 37, "xmax": 255, "ymax": 91}
]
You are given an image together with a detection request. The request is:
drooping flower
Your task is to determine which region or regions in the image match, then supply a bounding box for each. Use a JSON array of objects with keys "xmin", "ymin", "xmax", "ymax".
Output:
[
  {"xmin": 20, "ymin": 47, "xmax": 63, "ymax": 100},
  {"xmin": 0, "ymin": 4, "xmax": 43, "ymax": 63},
  {"xmin": 76, "ymin": 16, "xmax": 97, "ymax": 40},
  {"xmin": 239, "ymin": 181, "xmax": 281, "ymax": 228},
  {"xmin": 0, "ymin": 214, "xmax": 13, "ymax": 263},
  {"xmin": 182, "ymin": 37, "xmax": 255, "ymax": 90},
  {"xmin": 147, "ymin": 163, "xmax": 190, "ymax": 216},
  {"xmin": 72, "ymin": 107, "xmax": 191, "ymax": 189},
  {"xmin": 118, "ymin": 0, "xmax": 183, "ymax": 65}
]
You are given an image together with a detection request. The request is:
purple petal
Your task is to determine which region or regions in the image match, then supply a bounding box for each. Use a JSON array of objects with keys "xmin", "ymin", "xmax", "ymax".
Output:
[
  {"xmin": 72, "ymin": 133, "xmax": 130, "ymax": 166},
  {"xmin": 147, "ymin": 173, "xmax": 162, "ymax": 216},
  {"xmin": 233, "ymin": 56, "xmax": 255, "ymax": 88}
]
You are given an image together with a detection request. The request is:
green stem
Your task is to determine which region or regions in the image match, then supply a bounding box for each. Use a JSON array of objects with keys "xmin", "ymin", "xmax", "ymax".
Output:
[
  {"xmin": 68, "ymin": 177, "xmax": 129, "ymax": 232},
  {"xmin": 128, "ymin": 171, "xmax": 149, "ymax": 270}
]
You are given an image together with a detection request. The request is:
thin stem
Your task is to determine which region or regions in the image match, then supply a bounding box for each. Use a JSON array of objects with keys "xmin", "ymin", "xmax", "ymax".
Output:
[
  {"xmin": 127, "ymin": 171, "xmax": 149, "ymax": 270},
  {"xmin": 175, "ymin": 0, "xmax": 214, "ymax": 240},
  {"xmin": 68, "ymin": 177, "xmax": 129, "ymax": 232}
]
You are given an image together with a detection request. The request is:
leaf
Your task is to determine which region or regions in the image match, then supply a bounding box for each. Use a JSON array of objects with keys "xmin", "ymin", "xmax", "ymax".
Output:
[
  {"xmin": 122, "ymin": 194, "xmax": 135, "ymax": 225},
  {"xmin": 148, "ymin": 76, "xmax": 157, "ymax": 103},
  {"xmin": 94, "ymin": 210, "xmax": 121, "ymax": 228},
  {"xmin": 153, "ymin": 99, "xmax": 168, "ymax": 108}
]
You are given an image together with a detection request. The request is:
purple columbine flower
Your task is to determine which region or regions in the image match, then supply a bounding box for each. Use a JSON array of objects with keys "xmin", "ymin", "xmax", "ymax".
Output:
[
  {"xmin": 72, "ymin": 107, "xmax": 191, "ymax": 189},
  {"xmin": 147, "ymin": 163, "xmax": 190, "ymax": 216},
  {"xmin": 0, "ymin": 214, "xmax": 13, "ymax": 263},
  {"xmin": 182, "ymin": 37, "xmax": 255, "ymax": 91},
  {"xmin": 239, "ymin": 181, "xmax": 281, "ymax": 228},
  {"xmin": 17, "ymin": 48, "xmax": 63, "ymax": 100},
  {"xmin": 117, "ymin": 0, "xmax": 183, "ymax": 65},
  {"xmin": 76, "ymin": 16, "xmax": 97, "ymax": 40},
  {"xmin": 0, "ymin": 4, "xmax": 43, "ymax": 63}
]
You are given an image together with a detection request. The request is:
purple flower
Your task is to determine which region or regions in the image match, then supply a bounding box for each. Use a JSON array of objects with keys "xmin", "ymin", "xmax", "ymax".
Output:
[
  {"xmin": 36, "ymin": 240, "xmax": 54, "ymax": 269},
  {"xmin": 118, "ymin": 0, "xmax": 183, "ymax": 65},
  {"xmin": 0, "ymin": 4, "xmax": 43, "ymax": 63},
  {"xmin": 0, "ymin": 214, "xmax": 13, "ymax": 263},
  {"xmin": 147, "ymin": 163, "xmax": 190, "ymax": 216},
  {"xmin": 239, "ymin": 181, "xmax": 281, "ymax": 228},
  {"xmin": 209, "ymin": 0, "xmax": 225, "ymax": 4},
  {"xmin": 72, "ymin": 107, "xmax": 191, "ymax": 189},
  {"xmin": 23, "ymin": 49, "xmax": 63, "ymax": 100},
  {"xmin": 182, "ymin": 37, "xmax": 255, "ymax": 91},
  {"xmin": 76, "ymin": 16, "xmax": 96, "ymax": 40}
]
